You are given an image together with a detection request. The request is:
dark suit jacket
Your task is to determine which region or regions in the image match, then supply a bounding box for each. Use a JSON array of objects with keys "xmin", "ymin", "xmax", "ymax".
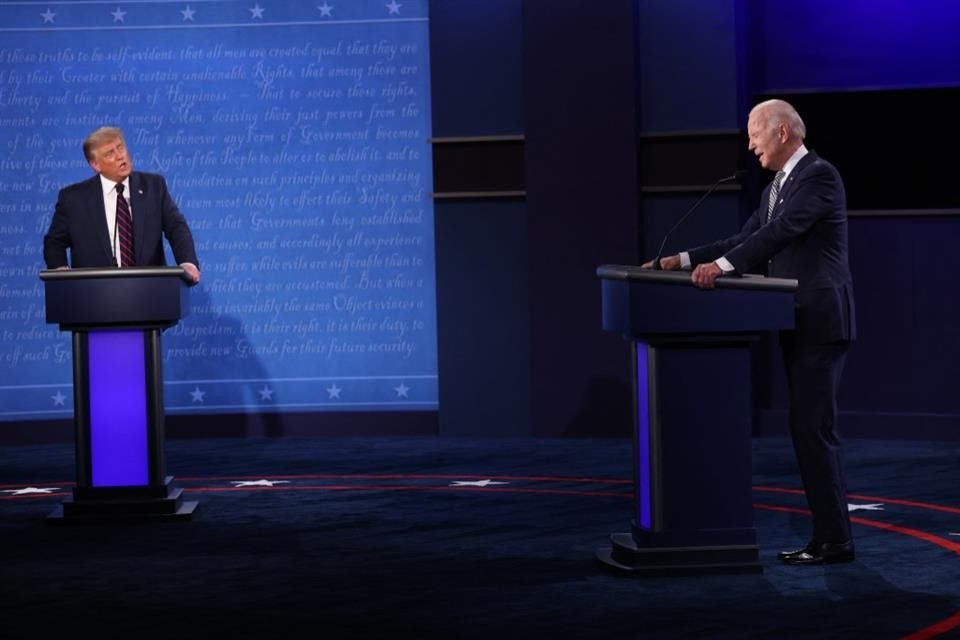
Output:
[
  {"xmin": 687, "ymin": 151, "xmax": 855, "ymax": 345},
  {"xmin": 43, "ymin": 171, "xmax": 199, "ymax": 270}
]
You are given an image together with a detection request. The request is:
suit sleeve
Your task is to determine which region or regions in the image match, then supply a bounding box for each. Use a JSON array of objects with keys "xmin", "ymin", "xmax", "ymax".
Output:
[
  {"xmin": 158, "ymin": 177, "xmax": 200, "ymax": 269},
  {"xmin": 723, "ymin": 164, "xmax": 839, "ymax": 272},
  {"xmin": 687, "ymin": 207, "xmax": 764, "ymax": 267},
  {"xmin": 42, "ymin": 191, "xmax": 72, "ymax": 268}
]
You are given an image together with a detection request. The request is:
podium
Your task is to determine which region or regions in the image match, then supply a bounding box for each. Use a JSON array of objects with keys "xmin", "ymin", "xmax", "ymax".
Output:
[
  {"xmin": 40, "ymin": 267, "xmax": 198, "ymax": 521},
  {"xmin": 595, "ymin": 265, "xmax": 797, "ymax": 575}
]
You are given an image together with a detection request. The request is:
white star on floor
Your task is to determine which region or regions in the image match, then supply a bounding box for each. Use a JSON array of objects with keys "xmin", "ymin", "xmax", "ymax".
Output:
[
  {"xmin": 111, "ymin": 7, "xmax": 126, "ymax": 22},
  {"xmin": 949, "ymin": 533, "xmax": 960, "ymax": 537},
  {"xmin": 51, "ymin": 391, "xmax": 66, "ymax": 406},
  {"xmin": 181, "ymin": 6, "xmax": 196, "ymax": 21},
  {"xmin": 41, "ymin": 8, "xmax": 56, "ymax": 23},
  {"xmin": 249, "ymin": 3, "xmax": 264, "ymax": 19},
  {"xmin": 258, "ymin": 385, "xmax": 274, "ymax": 401},
  {"xmin": 2, "ymin": 487, "xmax": 61, "ymax": 495},
  {"xmin": 848, "ymin": 503, "xmax": 884, "ymax": 512},
  {"xmin": 450, "ymin": 480, "xmax": 509, "ymax": 487},
  {"xmin": 326, "ymin": 383, "xmax": 342, "ymax": 399},
  {"xmin": 394, "ymin": 383, "xmax": 409, "ymax": 398},
  {"xmin": 317, "ymin": 2, "xmax": 333, "ymax": 16},
  {"xmin": 386, "ymin": 1, "xmax": 401, "ymax": 15},
  {"xmin": 230, "ymin": 480, "xmax": 290, "ymax": 487},
  {"xmin": 190, "ymin": 387, "xmax": 206, "ymax": 402}
]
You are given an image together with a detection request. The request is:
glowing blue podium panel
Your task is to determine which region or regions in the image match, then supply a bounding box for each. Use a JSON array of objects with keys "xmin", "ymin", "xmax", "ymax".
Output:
[{"xmin": 595, "ymin": 266, "xmax": 796, "ymax": 576}]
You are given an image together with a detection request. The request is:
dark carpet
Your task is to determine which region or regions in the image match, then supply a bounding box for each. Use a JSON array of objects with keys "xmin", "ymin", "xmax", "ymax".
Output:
[{"xmin": 1, "ymin": 436, "xmax": 958, "ymax": 639}]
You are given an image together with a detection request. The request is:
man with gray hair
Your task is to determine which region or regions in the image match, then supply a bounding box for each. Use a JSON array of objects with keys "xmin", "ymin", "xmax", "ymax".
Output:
[
  {"xmin": 43, "ymin": 126, "xmax": 201, "ymax": 284},
  {"xmin": 646, "ymin": 99, "xmax": 856, "ymax": 565}
]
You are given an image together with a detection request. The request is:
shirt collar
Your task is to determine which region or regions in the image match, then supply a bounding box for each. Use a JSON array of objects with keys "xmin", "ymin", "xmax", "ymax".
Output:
[
  {"xmin": 99, "ymin": 174, "xmax": 130, "ymax": 196},
  {"xmin": 780, "ymin": 144, "xmax": 808, "ymax": 181}
]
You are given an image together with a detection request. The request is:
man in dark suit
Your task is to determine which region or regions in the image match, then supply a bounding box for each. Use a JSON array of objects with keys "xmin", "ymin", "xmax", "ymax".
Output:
[
  {"xmin": 646, "ymin": 99, "xmax": 856, "ymax": 565},
  {"xmin": 43, "ymin": 126, "xmax": 201, "ymax": 284}
]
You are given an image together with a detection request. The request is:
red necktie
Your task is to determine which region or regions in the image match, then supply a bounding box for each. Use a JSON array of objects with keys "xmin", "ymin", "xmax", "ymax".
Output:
[{"xmin": 116, "ymin": 183, "xmax": 135, "ymax": 267}]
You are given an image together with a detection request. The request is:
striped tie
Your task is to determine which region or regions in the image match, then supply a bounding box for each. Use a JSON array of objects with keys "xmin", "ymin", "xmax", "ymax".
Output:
[
  {"xmin": 116, "ymin": 183, "xmax": 135, "ymax": 267},
  {"xmin": 765, "ymin": 171, "xmax": 785, "ymax": 223}
]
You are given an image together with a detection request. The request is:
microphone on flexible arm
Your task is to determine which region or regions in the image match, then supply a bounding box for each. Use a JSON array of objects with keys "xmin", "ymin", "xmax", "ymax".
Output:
[{"xmin": 650, "ymin": 170, "xmax": 746, "ymax": 270}]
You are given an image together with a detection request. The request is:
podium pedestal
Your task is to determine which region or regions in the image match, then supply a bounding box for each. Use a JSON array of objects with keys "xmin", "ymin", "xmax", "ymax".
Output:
[
  {"xmin": 595, "ymin": 266, "xmax": 796, "ymax": 575},
  {"xmin": 40, "ymin": 267, "xmax": 197, "ymax": 522}
]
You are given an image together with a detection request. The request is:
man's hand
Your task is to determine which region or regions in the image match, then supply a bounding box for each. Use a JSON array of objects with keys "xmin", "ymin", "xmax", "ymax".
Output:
[
  {"xmin": 180, "ymin": 262, "xmax": 201, "ymax": 285},
  {"xmin": 641, "ymin": 255, "xmax": 682, "ymax": 270},
  {"xmin": 691, "ymin": 262, "xmax": 723, "ymax": 289}
]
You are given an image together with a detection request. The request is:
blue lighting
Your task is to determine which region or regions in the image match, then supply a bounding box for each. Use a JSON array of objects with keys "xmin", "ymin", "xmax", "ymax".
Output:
[
  {"xmin": 758, "ymin": 0, "xmax": 960, "ymax": 90},
  {"xmin": 635, "ymin": 342, "xmax": 651, "ymax": 530},
  {"xmin": 88, "ymin": 331, "xmax": 148, "ymax": 487}
]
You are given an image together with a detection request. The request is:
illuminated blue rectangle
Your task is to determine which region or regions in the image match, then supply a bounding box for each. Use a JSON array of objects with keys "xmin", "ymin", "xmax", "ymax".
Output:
[
  {"xmin": 635, "ymin": 342, "xmax": 651, "ymax": 530},
  {"xmin": 88, "ymin": 331, "xmax": 148, "ymax": 487}
]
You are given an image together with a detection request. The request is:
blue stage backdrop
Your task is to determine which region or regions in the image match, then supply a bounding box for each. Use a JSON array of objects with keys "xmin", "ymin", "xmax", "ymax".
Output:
[{"xmin": 0, "ymin": 1, "xmax": 437, "ymax": 420}]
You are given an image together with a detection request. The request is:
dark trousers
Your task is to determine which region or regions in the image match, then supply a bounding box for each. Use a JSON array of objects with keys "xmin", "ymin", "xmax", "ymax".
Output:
[{"xmin": 781, "ymin": 337, "xmax": 852, "ymax": 544}]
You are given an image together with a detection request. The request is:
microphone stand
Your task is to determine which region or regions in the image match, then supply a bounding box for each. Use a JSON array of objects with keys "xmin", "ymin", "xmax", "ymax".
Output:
[{"xmin": 651, "ymin": 171, "xmax": 743, "ymax": 270}]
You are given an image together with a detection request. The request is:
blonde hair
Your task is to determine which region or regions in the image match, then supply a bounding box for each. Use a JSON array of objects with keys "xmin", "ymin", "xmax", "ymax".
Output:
[{"xmin": 82, "ymin": 126, "xmax": 125, "ymax": 161}]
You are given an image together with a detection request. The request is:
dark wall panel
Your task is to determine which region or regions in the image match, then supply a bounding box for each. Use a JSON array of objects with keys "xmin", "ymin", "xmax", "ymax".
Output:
[
  {"xmin": 428, "ymin": 0, "xmax": 525, "ymax": 136},
  {"xmin": 433, "ymin": 199, "xmax": 531, "ymax": 437},
  {"xmin": 758, "ymin": 88, "xmax": 960, "ymax": 211},
  {"xmin": 428, "ymin": 1, "xmax": 531, "ymax": 436},
  {"xmin": 752, "ymin": 0, "xmax": 960, "ymax": 91},
  {"xmin": 522, "ymin": 0, "xmax": 639, "ymax": 437},
  {"xmin": 636, "ymin": 0, "xmax": 742, "ymax": 132}
]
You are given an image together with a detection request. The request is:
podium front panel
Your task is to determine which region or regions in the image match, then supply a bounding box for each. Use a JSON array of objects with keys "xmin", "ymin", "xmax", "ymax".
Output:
[{"xmin": 88, "ymin": 330, "xmax": 148, "ymax": 486}]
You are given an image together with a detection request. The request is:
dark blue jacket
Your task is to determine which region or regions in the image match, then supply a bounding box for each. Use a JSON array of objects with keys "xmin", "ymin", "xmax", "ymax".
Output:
[
  {"xmin": 688, "ymin": 151, "xmax": 855, "ymax": 345},
  {"xmin": 43, "ymin": 171, "xmax": 199, "ymax": 269}
]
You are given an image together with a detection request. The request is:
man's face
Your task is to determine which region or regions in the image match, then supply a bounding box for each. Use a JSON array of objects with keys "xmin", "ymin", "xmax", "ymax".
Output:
[
  {"xmin": 747, "ymin": 111, "xmax": 787, "ymax": 171},
  {"xmin": 89, "ymin": 137, "xmax": 132, "ymax": 182}
]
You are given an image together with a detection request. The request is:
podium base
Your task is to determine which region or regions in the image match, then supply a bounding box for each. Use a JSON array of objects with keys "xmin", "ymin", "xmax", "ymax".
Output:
[
  {"xmin": 47, "ymin": 477, "xmax": 198, "ymax": 523},
  {"xmin": 47, "ymin": 500, "xmax": 197, "ymax": 523},
  {"xmin": 596, "ymin": 532, "xmax": 762, "ymax": 576}
]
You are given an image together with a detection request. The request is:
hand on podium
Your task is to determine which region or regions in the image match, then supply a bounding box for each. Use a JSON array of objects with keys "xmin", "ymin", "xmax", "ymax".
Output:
[
  {"xmin": 641, "ymin": 255, "xmax": 681, "ymax": 270},
  {"xmin": 180, "ymin": 262, "xmax": 201, "ymax": 285},
  {"xmin": 692, "ymin": 262, "xmax": 723, "ymax": 289}
]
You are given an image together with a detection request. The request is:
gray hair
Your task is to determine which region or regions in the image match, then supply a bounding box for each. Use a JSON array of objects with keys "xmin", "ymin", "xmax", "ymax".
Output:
[
  {"xmin": 82, "ymin": 126, "xmax": 125, "ymax": 161},
  {"xmin": 750, "ymin": 99, "xmax": 806, "ymax": 140}
]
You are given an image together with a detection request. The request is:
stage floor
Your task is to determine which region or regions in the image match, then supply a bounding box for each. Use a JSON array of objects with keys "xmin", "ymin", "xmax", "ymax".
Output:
[{"xmin": 1, "ymin": 436, "xmax": 958, "ymax": 639}]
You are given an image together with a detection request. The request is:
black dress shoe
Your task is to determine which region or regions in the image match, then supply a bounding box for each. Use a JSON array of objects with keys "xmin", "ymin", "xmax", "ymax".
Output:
[
  {"xmin": 777, "ymin": 540, "xmax": 818, "ymax": 560},
  {"xmin": 782, "ymin": 540, "xmax": 855, "ymax": 566}
]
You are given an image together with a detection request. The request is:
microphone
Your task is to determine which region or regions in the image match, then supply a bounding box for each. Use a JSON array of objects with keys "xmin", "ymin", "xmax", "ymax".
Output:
[
  {"xmin": 651, "ymin": 170, "xmax": 745, "ymax": 270},
  {"xmin": 111, "ymin": 184, "xmax": 121, "ymax": 267},
  {"xmin": 111, "ymin": 203, "xmax": 119, "ymax": 267}
]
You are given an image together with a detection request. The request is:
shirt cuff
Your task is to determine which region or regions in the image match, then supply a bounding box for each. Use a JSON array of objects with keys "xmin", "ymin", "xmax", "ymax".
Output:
[
  {"xmin": 715, "ymin": 257, "xmax": 735, "ymax": 273},
  {"xmin": 679, "ymin": 252, "xmax": 691, "ymax": 270}
]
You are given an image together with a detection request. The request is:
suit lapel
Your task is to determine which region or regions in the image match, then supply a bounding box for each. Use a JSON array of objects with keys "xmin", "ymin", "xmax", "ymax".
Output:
[
  {"xmin": 775, "ymin": 151, "xmax": 818, "ymax": 211},
  {"xmin": 87, "ymin": 176, "xmax": 113, "ymax": 261},
  {"xmin": 129, "ymin": 172, "xmax": 147, "ymax": 265}
]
